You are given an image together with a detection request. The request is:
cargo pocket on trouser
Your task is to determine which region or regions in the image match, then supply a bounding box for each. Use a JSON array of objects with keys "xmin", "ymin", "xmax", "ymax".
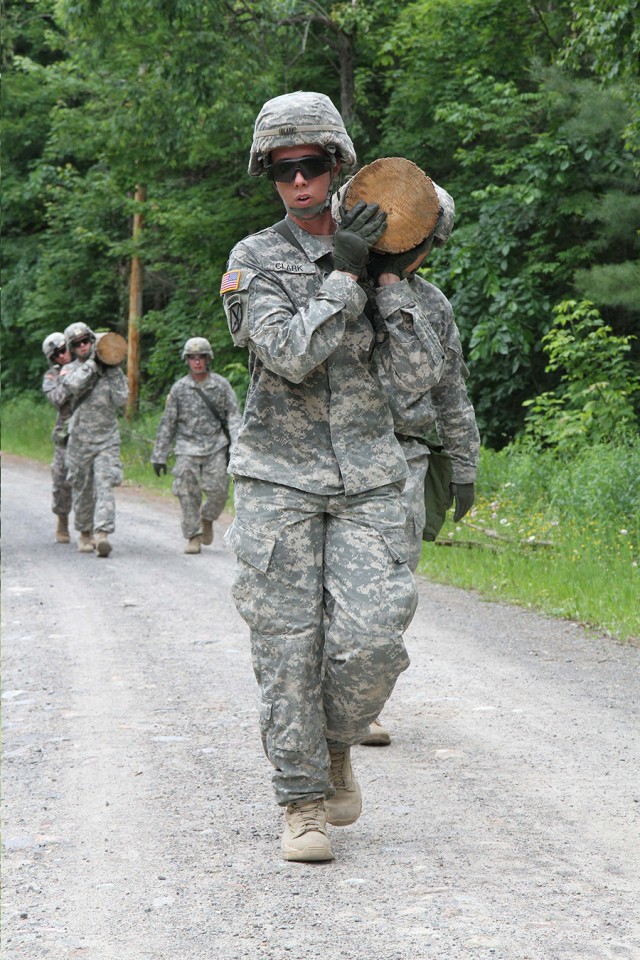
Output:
[
  {"xmin": 258, "ymin": 697, "xmax": 273, "ymax": 758},
  {"xmin": 224, "ymin": 519, "xmax": 277, "ymax": 630},
  {"xmin": 112, "ymin": 459, "xmax": 123, "ymax": 487},
  {"xmin": 171, "ymin": 458, "xmax": 197, "ymax": 497},
  {"xmin": 379, "ymin": 527, "xmax": 418, "ymax": 634}
]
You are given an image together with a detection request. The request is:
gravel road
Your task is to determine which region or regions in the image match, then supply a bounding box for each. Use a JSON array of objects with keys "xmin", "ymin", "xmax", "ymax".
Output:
[{"xmin": 2, "ymin": 454, "xmax": 639, "ymax": 960}]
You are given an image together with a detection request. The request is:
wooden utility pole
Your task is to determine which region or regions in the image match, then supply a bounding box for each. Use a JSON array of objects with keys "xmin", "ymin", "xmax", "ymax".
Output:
[{"xmin": 126, "ymin": 184, "xmax": 145, "ymax": 419}]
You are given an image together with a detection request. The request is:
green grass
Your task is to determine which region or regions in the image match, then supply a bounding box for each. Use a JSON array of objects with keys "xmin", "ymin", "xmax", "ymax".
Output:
[
  {"xmin": 1, "ymin": 396, "xmax": 176, "ymax": 496},
  {"xmin": 2, "ymin": 397, "xmax": 55, "ymax": 462},
  {"xmin": 419, "ymin": 528, "xmax": 638, "ymax": 642},
  {"xmin": 3, "ymin": 396, "xmax": 639, "ymax": 643},
  {"xmin": 418, "ymin": 445, "xmax": 640, "ymax": 643}
]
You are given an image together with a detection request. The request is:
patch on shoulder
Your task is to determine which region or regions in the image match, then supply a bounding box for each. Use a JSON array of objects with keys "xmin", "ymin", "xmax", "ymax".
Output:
[
  {"xmin": 220, "ymin": 270, "xmax": 242, "ymax": 294},
  {"xmin": 229, "ymin": 301, "xmax": 243, "ymax": 334}
]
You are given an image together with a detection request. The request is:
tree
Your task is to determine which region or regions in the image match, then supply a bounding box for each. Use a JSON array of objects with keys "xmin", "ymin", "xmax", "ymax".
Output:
[
  {"xmin": 560, "ymin": 0, "xmax": 640, "ymax": 159},
  {"xmin": 421, "ymin": 68, "xmax": 639, "ymax": 445},
  {"xmin": 521, "ymin": 299, "xmax": 640, "ymax": 454}
]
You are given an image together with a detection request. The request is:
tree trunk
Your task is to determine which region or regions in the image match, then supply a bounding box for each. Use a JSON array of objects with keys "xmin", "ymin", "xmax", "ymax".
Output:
[
  {"xmin": 337, "ymin": 28, "xmax": 355, "ymax": 127},
  {"xmin": 126, "ymin": 184, "xmax": 145, "ymax": 420}
]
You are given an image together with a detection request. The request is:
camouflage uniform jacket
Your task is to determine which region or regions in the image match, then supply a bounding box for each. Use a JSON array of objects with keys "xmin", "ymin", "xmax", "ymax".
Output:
[
  {"xmin": 381, "ymin": 276, "xmax": 480, "ymax": 484},
  {"xmin": 222, "ymin": 217, "xmax": 448, "ymax": 496},
  {"xmin": 60, "ymin": 356, "xmax": 128, "ymax": 448},
  {"xmin": 151, "ymin": 372, "xmax": 242, "ymax": 461},
  {"xmin": 42, "ymin": 365, "xmax": 73, "ymax": 446}
]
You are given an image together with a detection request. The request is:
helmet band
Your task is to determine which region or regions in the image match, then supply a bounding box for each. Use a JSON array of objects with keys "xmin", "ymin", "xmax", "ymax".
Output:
[{"xmin": 256, "ymin": 123, "xmax": 346, "ymax": 138}]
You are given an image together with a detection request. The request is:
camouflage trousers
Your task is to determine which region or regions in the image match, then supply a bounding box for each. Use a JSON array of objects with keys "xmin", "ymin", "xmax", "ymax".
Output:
[
  {"xmin": 401, "ymin": 452, "xmax": 430, "ymax": 574},
  {"xmin": 171, "ymin": 450, "xmax": 229, "ymax": 540},
  {"xmin": 51, "ymin": 442, "xmax": 72, "ymax": 518},
  {"xmin": 226, "ymin": 477, "xmax": 417, "ymax": 806},
  {"xmin": 66, "ymin": 440, "xmax": 123, "ymax": 534}
]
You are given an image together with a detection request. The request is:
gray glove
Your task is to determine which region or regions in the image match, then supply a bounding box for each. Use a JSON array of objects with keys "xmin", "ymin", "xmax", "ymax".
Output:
[
  {"xmin": 333, "ymin": 201, "xmax": 388, "ymax": 276},
  {"xmin": 449, "ymin": 482, "xmax": 475, "ymax": 522}
]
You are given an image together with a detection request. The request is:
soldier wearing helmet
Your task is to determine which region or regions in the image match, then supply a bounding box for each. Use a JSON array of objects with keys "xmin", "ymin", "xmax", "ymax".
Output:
[
  {"xmin": 43, "ymin": 332, "xmax": 70, "ymax": 365},
  {"xmin": 59, "ymin": 321, "xmax": 128, "ymax": 557},
  {"xmin": 41, "ymin": 332, "xmax": 73, "ymax": 543},
  {"xmin": 220, "ymin": 92, "xmax": 451, "ymax": 863},
  {"xmin": 64, "ymin": 322, "xmax": 96, "ymax": 357},
  {"xmin": 353, "ymin": 179, "xmax": 479, "ymax": 748},
  {"xmin": 370, "ymin": 181, "xmax": 478, "ymax": 561},
  {"xmin": 151, "ymin": 337, "xmax": 241, "ymax": 554}
]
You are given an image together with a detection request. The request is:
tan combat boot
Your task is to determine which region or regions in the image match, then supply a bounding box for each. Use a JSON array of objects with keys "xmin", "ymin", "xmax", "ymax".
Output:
[
  {"xmin": 94, "ymin": 530, "xmax": 112, "ymax": 558},
  {"xmin": 55, "ymin": 514, "xmax": 70, "ymax": 544},
  {"xmin": 359, "ymin": 717, "xmax": 391, "ymax": 747},
  {"xmin": 201, "ymin": 518, "xmax": 214, "ymax": 545},
  {"xmin": 184, "ymin": 535, "xmax": 202, "ymax": 554},
  {"xmin": 78, "ymin": 531, "xmax": 95, "ymax": 553},
  {"xmin": 325, "ymin": 746, "xmax": 362, "ymax": 826},
  {"xmin": 281, "ymin": 799, "xmax": 334, "ymax": 862}
]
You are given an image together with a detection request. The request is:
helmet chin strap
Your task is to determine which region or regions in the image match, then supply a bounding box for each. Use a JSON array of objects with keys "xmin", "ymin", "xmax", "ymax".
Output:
[
  {"xmin": 285, "ymin": 155, "xmax": 338, "ymax": 222},
  {"xmin": 286, "ymin": 199, "xmax": 328, "ymax": 220}
]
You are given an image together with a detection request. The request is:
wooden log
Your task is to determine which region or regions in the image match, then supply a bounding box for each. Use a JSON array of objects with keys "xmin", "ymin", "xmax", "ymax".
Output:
[
  {"xmin": 344, "ymin": 157, "xmax": 440, "ymax": 253},
  {"xmin": 95, "ymin": 331, "xmax": 127, "ymax": 366}
]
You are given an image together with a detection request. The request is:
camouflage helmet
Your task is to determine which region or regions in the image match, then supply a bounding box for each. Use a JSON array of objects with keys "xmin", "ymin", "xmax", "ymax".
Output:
[
  {"xmin": 182, "ymin": 337, "xmax": 213, "ymax": 361},
  {"xmin": 248, "ymin": 91, "xmax": 357, "ymax": 177},
  {"xmin": 433, "ymin": 184, "xmax": 455, "ymax": 246},
  {"xmin": 42, "ymin": 332, "xmax": 67, "ymax": 362},
  {"xmin": 64, "ymin": 321, "xmax": 96, "ymax": 350}
]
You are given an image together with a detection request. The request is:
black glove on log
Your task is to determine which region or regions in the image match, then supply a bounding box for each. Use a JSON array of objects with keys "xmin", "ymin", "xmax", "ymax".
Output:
[{"xmin": 333, "ymin": 200, "xmax": 388, "ymax": 276}]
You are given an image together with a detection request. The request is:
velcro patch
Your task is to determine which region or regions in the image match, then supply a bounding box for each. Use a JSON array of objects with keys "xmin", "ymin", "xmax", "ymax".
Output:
[
  {"xmin": 229, "ymin": 301, "xmax": 243, "ymax": 334},
  {"xmin": 220, "ymin": 270, "xmax": 242, "ymax": 294}
]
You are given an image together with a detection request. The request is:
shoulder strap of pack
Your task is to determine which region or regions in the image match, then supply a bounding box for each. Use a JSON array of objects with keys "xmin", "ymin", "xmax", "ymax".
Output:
[{"xmin": 272, "ymin": 218, "xmax": 306, "ymax": 255}]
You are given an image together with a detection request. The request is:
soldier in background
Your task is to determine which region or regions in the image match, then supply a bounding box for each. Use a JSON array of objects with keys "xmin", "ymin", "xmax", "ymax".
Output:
[
  {"xmin": 60, "ymin": 321, "xmax": 129, "ymax": 557},
  {"xmin": 151, "ymin": 337, "xmax": 241, "ymax": 554},
  {"xmin": 41, "ymin": 332, "xmax": 73, "ymax": 543},
  {"xmin": 361, "ymin": 183, "xmax": 480, "ymax": 747},
  {"xmin": 221, "ymin": 92, "xmax": 449, "ymax": 863}
]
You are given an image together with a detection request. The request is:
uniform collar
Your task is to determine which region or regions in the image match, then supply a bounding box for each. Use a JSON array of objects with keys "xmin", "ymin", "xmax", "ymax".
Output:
[{"xmin": 285, "ymin": 216, "xmax": 335, "ymax": 264}]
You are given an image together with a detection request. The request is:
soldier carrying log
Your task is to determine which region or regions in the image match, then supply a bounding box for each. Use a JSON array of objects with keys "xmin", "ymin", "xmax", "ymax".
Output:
[
  {"xmin": 59, "ymin": 323, "xmax": 128, "ymax": 557},
  {"xmin": 220, "ymin": 91, "xmax": 451, "ymax": 863}
]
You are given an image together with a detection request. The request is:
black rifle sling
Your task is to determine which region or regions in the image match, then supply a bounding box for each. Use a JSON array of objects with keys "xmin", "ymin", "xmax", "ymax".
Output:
[
  {"xmin": 192, "ymin": 384, "xmax": 230, "ymax": 443},
  {"xmin": 272, "ymin": 218, "xmax": 305, "ymax": 253},
  {"xmin": 272, "ymin": 218, "xmax": 334, "ymax": 271}
]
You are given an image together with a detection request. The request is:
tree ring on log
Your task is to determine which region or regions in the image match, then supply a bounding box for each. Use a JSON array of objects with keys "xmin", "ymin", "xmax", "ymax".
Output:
[
  {"xmin": 344, "ymin": 157, "xmax": 440, "ymax": 253},
  {"xmin": 95, "ymin": 332, "xmax": 128, "ymax": 365}
]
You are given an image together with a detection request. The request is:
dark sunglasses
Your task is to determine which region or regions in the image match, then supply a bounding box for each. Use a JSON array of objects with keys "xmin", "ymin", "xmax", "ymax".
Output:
[
  {"xmin": 72, "ymin": 337, "xmax": 91, "ymax": 348},
  {"xmin": 266, "ymin": 155, "xmax": 333, "ymax": 183},
  {"xmin": 52, "ymin": 346, "xmax": 67, "ymax": 359}
]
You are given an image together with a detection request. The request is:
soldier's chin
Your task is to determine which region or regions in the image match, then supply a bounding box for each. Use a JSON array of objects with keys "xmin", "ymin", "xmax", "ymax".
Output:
[{"xmin": 287, "ymin": 200, "xmax": 328, "ymax": 220}]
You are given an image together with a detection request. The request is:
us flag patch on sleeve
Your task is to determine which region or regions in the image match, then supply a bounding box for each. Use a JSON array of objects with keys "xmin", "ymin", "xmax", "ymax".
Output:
[{"xmin": 220, "ymin": 270, "xmax": 241, "ymax": 294}]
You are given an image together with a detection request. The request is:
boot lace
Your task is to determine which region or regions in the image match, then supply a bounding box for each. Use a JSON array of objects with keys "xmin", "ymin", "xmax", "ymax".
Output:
[
  {"xmin": 329, "ymin": 748, "xmax": 349, "ymax": 790},
  {"xmin": 288, "ymin": 799, "xmax": 325, "ymax": 834}
]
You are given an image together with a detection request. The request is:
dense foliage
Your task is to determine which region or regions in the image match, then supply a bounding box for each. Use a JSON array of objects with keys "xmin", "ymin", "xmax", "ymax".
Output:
[{"xmin": 2, "ymin": 0, "xmax": 639, "ymax": 447}]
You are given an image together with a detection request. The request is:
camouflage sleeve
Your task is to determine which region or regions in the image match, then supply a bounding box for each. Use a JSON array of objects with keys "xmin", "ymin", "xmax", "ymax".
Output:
[
  {"xmin": 222, "ymin": 380, "xmax": 242, "ymax": 447},
  {"xmin": 375, "ymin": 279, "xmax": 446, "ymax": 393},
  {"xmin": 42, "ymin": 369, "xmax": 67, "ymax": 409},
  {"xmin": 104, "ymin": 366, "xmax": 129, "ymax": 412},
  {"xmin": 151, "ymin": 387, "xmax": 179, "ymax": 463},
  {"xmin": 60, "ymin": 358, "xmax": 100, "ymax": 398},
  {"xmin": 431, "ymin": 323, "xmax": 480, "ymax": 483},
  {"xmin": 222, "ymin": 256, "xmax": 368, "ymax": 384}
]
